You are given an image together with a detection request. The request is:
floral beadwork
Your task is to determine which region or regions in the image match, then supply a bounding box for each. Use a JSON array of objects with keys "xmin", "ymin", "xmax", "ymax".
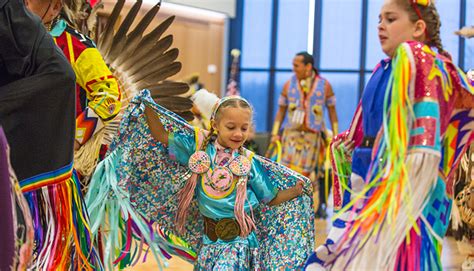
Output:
[
  {"xmin": 210, "ymin": 167, "xmax": 234, "ymax": 192},
  {"xmin": 202, "ymin": 167, "xmax": 237, "ymax": 199}
]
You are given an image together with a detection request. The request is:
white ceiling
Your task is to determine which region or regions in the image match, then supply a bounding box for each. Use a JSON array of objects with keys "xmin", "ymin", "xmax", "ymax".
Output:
[{"xmin": 164, "ymin": 0, "xmax": 236, "ymax": 18}]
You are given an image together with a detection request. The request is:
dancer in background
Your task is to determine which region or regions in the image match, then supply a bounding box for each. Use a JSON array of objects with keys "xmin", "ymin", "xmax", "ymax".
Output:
[
  {"xmin": 226, "ymin": 49, "xmax": 241, "ymax": 96},
  {"xmin": 271, "ymin": 52, "xmax": 338, "ymax": 178}
]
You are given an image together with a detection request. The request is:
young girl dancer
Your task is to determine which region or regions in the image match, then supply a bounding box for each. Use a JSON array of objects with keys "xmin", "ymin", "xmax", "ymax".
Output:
[
  {"xmin": 86, "ymin": 92, "xmax": 315, "ymax": 270},
  {"xmin": 306, "ymin": 0, "xmax": 474, "ymax": 270},
  {"xmin": 146, "ymin": 95, "xmax": 305, "ymax": 269}
]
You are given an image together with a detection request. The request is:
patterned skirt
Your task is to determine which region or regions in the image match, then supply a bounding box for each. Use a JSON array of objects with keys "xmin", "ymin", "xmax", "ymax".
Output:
[
  {"xmin": 194, "ymin": 240, "xmax": 261, "ymax": 271},
  {"xmin": 280, "ymin": 129, "xmax": 321, "ymax": 177}
]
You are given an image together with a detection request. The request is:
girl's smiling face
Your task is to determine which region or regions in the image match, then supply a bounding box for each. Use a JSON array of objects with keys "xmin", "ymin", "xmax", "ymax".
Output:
[{"xmin": 213, "ymin": 106, "xmax": 252, "ymax": 150}]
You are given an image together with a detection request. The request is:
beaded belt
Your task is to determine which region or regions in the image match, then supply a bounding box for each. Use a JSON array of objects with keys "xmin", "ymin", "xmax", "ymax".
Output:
[{"xmin": 203, "ymin": 216, "xmax": 241, "ymax": 242}]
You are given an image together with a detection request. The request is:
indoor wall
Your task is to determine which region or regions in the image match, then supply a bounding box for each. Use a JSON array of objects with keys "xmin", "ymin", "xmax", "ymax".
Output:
[{"xmin": 100, "ymin": 0, "xmax": 227, "ymax": 95}]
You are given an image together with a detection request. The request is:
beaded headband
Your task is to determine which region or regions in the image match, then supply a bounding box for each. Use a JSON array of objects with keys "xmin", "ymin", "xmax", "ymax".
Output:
[{"xmin": 210, "ymin": 96, "xmax": 252, "ymax": 121}]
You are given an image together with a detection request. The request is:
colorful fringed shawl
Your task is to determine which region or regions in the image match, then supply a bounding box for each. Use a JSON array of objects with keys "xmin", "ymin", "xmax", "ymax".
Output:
[
  {"xmin": 85, "ymin": 90, "xmax": 315, "ymax": 270},
  {"xmin": 328, "ymin": 41, "xmax": 474, "ymax": 270}
]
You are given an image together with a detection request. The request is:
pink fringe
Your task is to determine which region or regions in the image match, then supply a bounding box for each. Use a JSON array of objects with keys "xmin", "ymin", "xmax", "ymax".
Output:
[
  {"xmin": 395, "ymin": 223, "xmax": 421, "ymax": 271},
  {"xmin": 176, "ymin": 174, "xmax": 198, "ymax": 233},
  {"xmin": 234, "ymin": 177, "xmax": 255, "ymax": 237}
]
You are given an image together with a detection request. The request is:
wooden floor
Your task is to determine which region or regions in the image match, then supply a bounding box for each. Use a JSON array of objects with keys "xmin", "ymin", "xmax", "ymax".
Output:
[{"xmin": 129, "ymin": 218, "xmax": 465, "ymax": 271}]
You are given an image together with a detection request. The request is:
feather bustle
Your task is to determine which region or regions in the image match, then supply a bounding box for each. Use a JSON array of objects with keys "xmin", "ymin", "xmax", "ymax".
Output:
[
  {"xmin": 106, "ymin": 0, "xmax": 143, "ymax": 61},
  {"xmin": 135, "ymin": 62, "xmax": 182, "ymax": 88},
  {"xmin": 113, "ymin": 3, "xmax": 162, "ymax": 65},
  {"xmin": 153, "ymin": 96, "xmax": 193, "ymax": 111},
  {"xmin": 148, "ymin": 82, "xmax": 189, "ymax": 96},
  {"xmin": 120, "ymin": 35, "xmax": 173, "ymax": 72},
  {"xmin": 129, "ymin": 48, "xmax": 179, "ymax": 79},
  {"xmin": 97, "ymin": 0, "xmax": 125, "ymax": 55},
  {"xmin": 130, "ymin": 15, "xmax": 175, "ymax": 56},
  {"xmin": 93, "ymin": 1, "xmax": 196, "ymax": 152}
]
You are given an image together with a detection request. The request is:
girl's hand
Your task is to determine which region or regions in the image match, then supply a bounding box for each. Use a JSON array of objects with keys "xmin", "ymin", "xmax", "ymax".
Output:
[
  {"xmin": 268, "ymin": 180, "xmax": 305, "ymax": 206},
  {"xmin": 293, "ymin": 180, "xmax": 304, "ymax": 196},
  {"xmin": 334, "ymin": 138, "xmax": 354, "ymax": 161},
  {"xmin": 343, "ymin": 140, "xmax": 355, "ymax": 162},
  {"xmin": 343, "ymin": 139, "xmax": 355, "ymax": 154}
]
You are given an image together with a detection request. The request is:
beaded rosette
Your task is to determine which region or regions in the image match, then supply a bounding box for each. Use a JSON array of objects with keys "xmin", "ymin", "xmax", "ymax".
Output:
[
  {"xmin": 229, "ymin": 155, "xmax": 251, "ymax": 176},
  {"xmin": 188, "ymin": 151, "xmax": 211, "ymax": 174}
]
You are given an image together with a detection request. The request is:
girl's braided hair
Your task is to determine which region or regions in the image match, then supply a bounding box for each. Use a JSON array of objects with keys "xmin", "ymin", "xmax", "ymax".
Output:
[{"xmin": 396, "ymin": 0, "xmax": 451, "ymax": 59}]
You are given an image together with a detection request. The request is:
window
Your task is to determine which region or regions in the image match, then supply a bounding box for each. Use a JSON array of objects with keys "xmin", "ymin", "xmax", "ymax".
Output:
[
  {"xmin": 232, "ymin": 0, "xmax": 469, "ymax": 132},
  {"xmin": 465, "ymin": 0, "xmax": 474, "ymax": 70},
  {"xmin": 276, "ymin": 0, "xmax": 310, "ymax": 69},
  {"xmin": 241, "ymin": 0, "xmax": 273, "ymax": 68},
  {"xmin": 320, "ymin": 0, "xmax": 362, "ymax": 70},
  {"xmin": 321, "ymin": 73, "xmax": 359, "ymax": 131},
  {"xmin": 436, "ymin": 0, "xmax": 460, "ymax": 64},
  {"xmin": 240, "ymin": 72, "xmax": 270, "ymax": 132},
  {"xmin": 273, "ymin": 71, "xmax": 293, "ymax": 121}
]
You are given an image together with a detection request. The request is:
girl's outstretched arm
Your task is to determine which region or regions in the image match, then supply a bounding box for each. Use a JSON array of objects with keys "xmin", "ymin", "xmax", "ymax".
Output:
[
  {"xmin": 268, "ymin": 181, "xmax": 304, "ymax": 206},
  {"xmin": 144, "ymin": 105, "xmax": 168, "ymax": 145}
]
